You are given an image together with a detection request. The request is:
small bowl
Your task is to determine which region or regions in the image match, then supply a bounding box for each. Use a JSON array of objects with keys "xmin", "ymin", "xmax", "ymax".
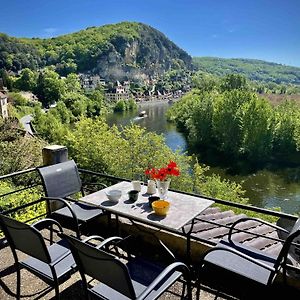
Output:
[
  {"xmin": 148, "ymin": 196, "xmax": 160, "ymax": 207},
  {"xmin": 152, "ymin": 200, "xmax": 170, "ymax": 216},
  {"xmin": 106, "ymin": 189, "xmax": 122, "ymax": 203}
]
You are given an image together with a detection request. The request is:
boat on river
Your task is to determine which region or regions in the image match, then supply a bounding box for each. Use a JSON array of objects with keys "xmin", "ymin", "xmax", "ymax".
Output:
[{"xmin": 138, "ymin": 110, "xmax": 147, "ymax": 117}]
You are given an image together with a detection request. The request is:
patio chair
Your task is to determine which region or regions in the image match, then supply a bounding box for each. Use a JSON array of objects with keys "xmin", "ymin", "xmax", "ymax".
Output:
[
  {"xmin": 64, "ymin": 234, "xmax": 192, "ymax": 300},
  {"xmin": 196, "ymin": 217, "xmax": 300, "ymax": 298},
  {"xmin": 37, "ymin": 160, "xmax": 108, "ymax": 238},
  {"xmin": 0, "ymin": 214, "xmax": 76, "ymax": 300}
]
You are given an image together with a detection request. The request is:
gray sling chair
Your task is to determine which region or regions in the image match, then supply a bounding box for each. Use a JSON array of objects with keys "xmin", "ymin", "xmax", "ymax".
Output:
[
  {"xmin": 196, "ymin": 217, "xmax": 300, "ymax": 298},
  {"xmin": 63, "ymin": 234, "xmax": 192, "ymax": 300},
  {"xmin": 37, "ymin": 160, "xmax": 108, "ymax": 239},
  {"xmin": 0, "ymin": 214, "xmax": 76, "ymax": 300}
]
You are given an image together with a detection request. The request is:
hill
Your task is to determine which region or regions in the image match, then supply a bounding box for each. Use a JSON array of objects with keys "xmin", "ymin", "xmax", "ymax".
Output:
[
  {"xmin": 193, "ymin": 57, "xmax": 300, "ymax": 85},
  {"xmin": 0, "ymin": 22, "xmax": 192, "ymax": 81}
]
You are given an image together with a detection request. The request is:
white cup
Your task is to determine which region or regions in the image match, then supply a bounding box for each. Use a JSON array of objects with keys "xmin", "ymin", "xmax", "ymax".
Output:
[
  {"xmin": 132, "ymin": 180, "xmax": 144, "ymax": 192},
  {"xmin": 146, "ymin": 180, "xmax": 156, "ymax": 195}
]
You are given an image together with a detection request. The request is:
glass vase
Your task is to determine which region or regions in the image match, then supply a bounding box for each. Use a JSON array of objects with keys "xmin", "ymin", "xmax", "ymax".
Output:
[{"xmin": 156, "ymin": 179, "xmax": 171, "ymax": 199}]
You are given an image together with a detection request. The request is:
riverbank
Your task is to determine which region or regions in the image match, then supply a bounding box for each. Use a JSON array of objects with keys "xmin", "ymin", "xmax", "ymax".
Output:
[
  {"xmin": 136, "ymin": 96, "xmax": 181, "ymax": 104},
  {"xmin": 107, "ymin": 101, "xmax": 300, "ymax": 215}
]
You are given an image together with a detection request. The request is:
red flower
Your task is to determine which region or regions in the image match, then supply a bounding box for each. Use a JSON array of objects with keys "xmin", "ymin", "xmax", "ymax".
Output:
[{"xmin": 144, "ymin": 161, "xmax": 180, "ymax": 181}]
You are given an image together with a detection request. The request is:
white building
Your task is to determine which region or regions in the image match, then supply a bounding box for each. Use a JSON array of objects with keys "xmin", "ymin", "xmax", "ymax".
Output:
[
  {"xmin": 0, "ymin": 92, "xmax": 8, "ymax": 119},
  {"xmin": 105, "ymin": 81, "xmax": 131, "ymax": 102}
]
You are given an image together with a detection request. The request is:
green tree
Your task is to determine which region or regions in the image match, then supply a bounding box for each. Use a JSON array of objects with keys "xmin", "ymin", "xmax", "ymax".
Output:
[
  {"xmin": 85, "ymin": 89, "xmax": 105, "ymax": 117},
  {"xmin": 53, "ymin": 101, "xmax": 72, "ymax": 124},
  {"xmin": 35, "ymin": 69, "xmax": 65, "ymax": 107},
  {"xmin": 61, "ymin": 92, "xmax": 88, "ymax": 117},
  {"xmin": 64, "ymin": 73, "xmax": 82, "ymax": 93},
  {"xmin": 0, "ymin": 68, "xmax": 13, "ymax": 90},
  {"xmin": 32, "ymin": 106, "xmax": 69, "ymax": 143},
  {"xmin": 14, "ymin": 68, "xmax": 37, "ymax": 91},
  {"xmin": 274, "ymin": 101, "xmax": 300, "ymax": 155},
  {"xmin": 186, "ymin": 91, "xmax": 216, "ymax": 146},
  {"xmin": 240, "ymin": 96, "xmax": 274, "ymax": 161},
  {"xmin": 220, "ymin": 74, "xmax": 248, "ymax": 92},
  {"xmin": 212, "ymin": 90, "xmax": 252, "ymax": 155},
  {"xmin": 192, "ymin": 72, "xmax": 219, "ymax": 91}
]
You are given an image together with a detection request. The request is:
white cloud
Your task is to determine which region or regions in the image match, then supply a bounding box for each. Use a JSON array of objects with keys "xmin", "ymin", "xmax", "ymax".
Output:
[{"xmin": 43, "ymin": 27, "xmax": 58, "ymax": 34}]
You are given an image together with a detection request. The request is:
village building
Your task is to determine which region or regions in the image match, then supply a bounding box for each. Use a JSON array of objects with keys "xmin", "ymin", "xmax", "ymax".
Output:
[
  {"xmin": 0, "ymin": 91, "xmax": 9, "ymax": 119},
  {"xmin": 105, "ymin": 80, "xmax": 131, "ymax": 102},
  {"xmin": 0, "ymin": 78, "xmax": 9, "ymax": 119},
  {"xmin": 79, "ymin": 73, "xmax": 105, "ymax": 91}
]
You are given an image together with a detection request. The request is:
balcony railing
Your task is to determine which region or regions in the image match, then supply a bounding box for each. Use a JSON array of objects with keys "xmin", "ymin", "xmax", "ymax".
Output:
[
  {"xmin": 1, "ymin": 165, "xmax": 300, "ymax": 299},
  {"xmin": 0, "ymin": 166, "xmax": 298, "ymax": 248}
]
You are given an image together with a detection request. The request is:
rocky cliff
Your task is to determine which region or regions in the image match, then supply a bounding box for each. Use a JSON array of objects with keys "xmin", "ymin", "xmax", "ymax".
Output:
[{"xmin": 0, "ymin": 22, "xmax": 193, "ymax": 81}]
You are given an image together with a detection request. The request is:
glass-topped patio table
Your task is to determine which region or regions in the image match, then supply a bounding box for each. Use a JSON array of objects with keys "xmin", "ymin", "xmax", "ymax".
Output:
[{"xmin": 80, "ymin": 181, "xmax": 214, "ymax": 262}]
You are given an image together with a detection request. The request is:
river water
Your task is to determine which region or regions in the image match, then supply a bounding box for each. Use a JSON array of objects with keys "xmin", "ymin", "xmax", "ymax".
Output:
[{"xmin": 106, "ymin": 101, "xmax": 300, "ymax": 215}]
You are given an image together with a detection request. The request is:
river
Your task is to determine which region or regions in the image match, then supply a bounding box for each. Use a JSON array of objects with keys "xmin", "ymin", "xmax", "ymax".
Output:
[{"xmin": 106, "ymin": 101, "xmax": 300, "ymax": 215}]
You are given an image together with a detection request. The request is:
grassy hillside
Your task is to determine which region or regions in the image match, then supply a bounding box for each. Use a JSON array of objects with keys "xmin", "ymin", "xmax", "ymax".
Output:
[
  {"xmin": 193, "ymin": 57, "xmax": 300, "ymax": 85},
  {"xmin": 0, "ymin": 22, "xmax": 192, "ymax": 80}
]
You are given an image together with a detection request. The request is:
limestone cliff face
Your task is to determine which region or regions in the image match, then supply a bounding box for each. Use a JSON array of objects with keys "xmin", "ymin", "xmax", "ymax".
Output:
[
  {"xmin": 0, "ymin": 22, "xmax": 193, "ymax": 81},
  {"xmin": 91, "ymin": 24, "xmax": 193, "ymax": 81}
]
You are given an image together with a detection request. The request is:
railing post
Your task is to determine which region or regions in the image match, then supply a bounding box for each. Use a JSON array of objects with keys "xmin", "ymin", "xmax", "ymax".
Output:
[
  {"xmin": 42, "ymin": 145, "xmax": 68, "ymax": 212},
  {"xmin": 42, "ymin": 145, "xmax": 68, "ymax": 166}
]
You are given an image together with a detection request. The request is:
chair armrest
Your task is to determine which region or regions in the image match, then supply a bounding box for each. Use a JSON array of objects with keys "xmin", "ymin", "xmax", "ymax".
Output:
[
  {"xmin": 97, "ymin": 236, "xmax": 124, "ymax": 249},
  {"xmin": 82, "ymin": 235, "xmax": 123, "ymax": 252},
  {"xmin": 82, "ymin": 235, "xmax": 105, "ymax": 244},
  {"xmin": 41, "ymin": 197, "xmax": 79, "ymax": 223},
  {"xmin": 136, "ymin": 262, "xmax": 190, "ymax": 300},
  {"xmin": 201, "ymin": 246, "xmax": 276, "ymax": 272},
  {"xmin": 32, "ymin": 218, "xmax": 63, "ymax": 233},
  {"xmin": 228, "ymin": 217, "xmax": 289, "ymax": 241},
  {"xmin": 41, "ymin": 196, "xmax": 81, "ymax": 238}
]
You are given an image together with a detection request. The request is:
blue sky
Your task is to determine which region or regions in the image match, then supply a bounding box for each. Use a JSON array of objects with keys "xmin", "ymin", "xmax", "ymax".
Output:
[{"xmin": 1, "ymin": 0, "xmax": 300, "ymax": 66}]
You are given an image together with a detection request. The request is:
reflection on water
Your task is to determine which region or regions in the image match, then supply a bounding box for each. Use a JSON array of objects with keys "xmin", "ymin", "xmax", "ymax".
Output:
[
  {"xmin": 205, "ymin": 166, "xmax": 300, "ymax": 214},
  {"xmin": 106, "ymin": 101, "xmax": 300, "ymax": 214}
]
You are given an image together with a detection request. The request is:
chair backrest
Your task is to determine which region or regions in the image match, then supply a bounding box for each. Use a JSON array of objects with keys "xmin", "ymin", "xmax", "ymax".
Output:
[
  {"xmin": 0, "ymin": 214, "xmax": 51, "ymax": 263},
  {"xmin": 37, "ymin": 160, "xmax": 82, "ymax": 198},
  {"xmin": 65, "ymin": 235, "xmax": 136, "ymax": 299},
  {"xmin": 275, "ymin": 218, "xmax": 300, "ymax": 271}
]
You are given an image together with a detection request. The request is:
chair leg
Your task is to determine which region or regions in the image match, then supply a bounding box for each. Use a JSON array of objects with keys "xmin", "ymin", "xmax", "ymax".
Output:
[
  {"xmin": 51, "ymin": 267, "xmax": 60, "ymax": 300},
  {"xmin": 181, "ymin": 280, "xmax": 186, "ymax": 299},
  {"xmin": 54, "ymin": 283, "xmax": 60, "ymax": 300},
  {"xmin": 187, "ymin": 280, "xmax": 192, "ymax": 300},
  {"xmin": 16, "ymin": 263, "xmax": 21, "ymax": 300},
  {"xmin": 196, "ymin": 279, "xmax": 202, "ymax": 300}
]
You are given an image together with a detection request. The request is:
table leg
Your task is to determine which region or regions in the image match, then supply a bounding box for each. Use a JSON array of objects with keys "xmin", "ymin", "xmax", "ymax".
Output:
[{"xmin": 182, "ymin": 218, "xmax": 195, "ymax": 266}]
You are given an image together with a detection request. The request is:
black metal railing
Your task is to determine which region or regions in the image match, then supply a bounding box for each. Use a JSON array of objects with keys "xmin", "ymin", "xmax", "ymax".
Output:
[{"xmin": 0, "ymin": 166, "xmax": 298, "ymax": 245}]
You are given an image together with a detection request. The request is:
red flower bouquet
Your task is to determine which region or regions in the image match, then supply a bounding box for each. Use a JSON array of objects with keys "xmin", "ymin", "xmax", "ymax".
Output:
[{"xmin": 145, "ymin": 161, "xmax": 180, "ymax": 181}]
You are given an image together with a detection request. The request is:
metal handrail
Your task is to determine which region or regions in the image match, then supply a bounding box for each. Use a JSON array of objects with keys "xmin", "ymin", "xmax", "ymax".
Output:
[
  {"xmin": 78, "ymin": 168, "xmax": 298, "ymax": 221},
  {"xmin": 0, "ymin": 167, "xmax": 37, "ymax": 180},
  {"xmin": 0, "ymin": 166, "xmax": 298, "ymax": 223},
  {"xmin": 0, "ymin": 184, "xmax": 40, "ymax": 198}
]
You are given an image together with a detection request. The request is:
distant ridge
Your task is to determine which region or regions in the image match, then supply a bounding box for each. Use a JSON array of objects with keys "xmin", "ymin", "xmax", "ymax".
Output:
[
  {"xmin": 193, "ymin": 57, "xmax": 300, "ymax": 85},
  {"xmin": 1, "ymin": 21, "xmax": 299, "ymax": 85},
  {"xmin": 0, "ymin": 22, "xmax": 192, "ymax": 81}
]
